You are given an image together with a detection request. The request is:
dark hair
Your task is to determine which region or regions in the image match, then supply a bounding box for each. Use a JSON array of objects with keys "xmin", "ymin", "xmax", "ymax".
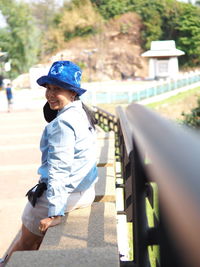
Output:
[
  {"xmin": 43, "ymin": 99, "xmax": 96, "ymax": 129},
  {"xmin": 43, "ymin": 102, "xmax": 58, "ymax": 123},
  {"xmin": 75, "ymin": 95, "xmax": 96, "ymax": 129}
]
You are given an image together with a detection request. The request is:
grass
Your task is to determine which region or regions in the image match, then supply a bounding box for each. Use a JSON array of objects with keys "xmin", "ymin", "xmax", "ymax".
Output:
[
  {"xmin": 126, "ymin": 183, "xmax": 160, "ymax": 266},
  {"xmin": 146, "ymin": 86, "xmax": 200, "ymax": 109},
  {"xmin": 144, "ymin": 86, "xmax": 200, "ymax": 123},
  {"xmin": 98, "ymin": 86, "xmax": 200, "ymax": 121}
]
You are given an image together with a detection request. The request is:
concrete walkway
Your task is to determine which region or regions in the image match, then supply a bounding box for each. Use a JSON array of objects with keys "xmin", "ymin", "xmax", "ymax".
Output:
[{"xmin": 0, "ymin": 108, "xmax": 47, "ymax": 256}]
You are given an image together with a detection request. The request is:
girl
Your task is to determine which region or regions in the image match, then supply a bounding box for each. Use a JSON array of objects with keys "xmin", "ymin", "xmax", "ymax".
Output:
[{"xmin": 1, "ymin": 61, "xmax": 98, "ymax": 265}]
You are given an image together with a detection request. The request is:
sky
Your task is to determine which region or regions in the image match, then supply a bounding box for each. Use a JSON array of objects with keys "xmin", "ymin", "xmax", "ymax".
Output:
[
  {"xmin": 178, "ymin": 0, "xmax": 196, "ymax": 3},
  {"xmin": 19, "ymin": 0, "xmax": 65, "ymax": 5},
  {"xmin": 0, "ymin": 11, "xmax": 6, "ymax": 28}
]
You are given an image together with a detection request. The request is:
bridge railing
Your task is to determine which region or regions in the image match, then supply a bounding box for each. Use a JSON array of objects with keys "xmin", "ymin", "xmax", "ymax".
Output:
[
  {"xmin": 93, "ymin": 105, "xmax": 118, "ymax": 132},
  {"xmin": 94, "ymin": 103, "xmax": 200, "ymax": 267}
]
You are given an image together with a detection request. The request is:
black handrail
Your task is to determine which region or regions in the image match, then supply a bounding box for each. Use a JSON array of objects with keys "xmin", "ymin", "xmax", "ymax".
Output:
[
  {"xmin": 116, "ymin": 103, "xmax": 200, "ymax": 267},
  {"xmin": 93, "ymin": 103, "xmax": 200, "ymax": 266}
]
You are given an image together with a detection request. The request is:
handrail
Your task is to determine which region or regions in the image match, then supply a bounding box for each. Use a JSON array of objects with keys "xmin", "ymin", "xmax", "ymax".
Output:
[
  {"xmin": 92, "ymin": 103, "xmax": 200, "ymax": 266},
  {"xmin": 117, "ymin": 103, "xmax": 200, "ymax": 267},
  {"xmin": 115, "ymin": 106, "xmax": 132, "ymax": 156}
]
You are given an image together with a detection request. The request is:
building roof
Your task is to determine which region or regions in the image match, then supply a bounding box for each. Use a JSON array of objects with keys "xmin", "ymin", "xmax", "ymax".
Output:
[{"xmin": 141, "ymin": 40, "xmax": 185, "ymax": 57}]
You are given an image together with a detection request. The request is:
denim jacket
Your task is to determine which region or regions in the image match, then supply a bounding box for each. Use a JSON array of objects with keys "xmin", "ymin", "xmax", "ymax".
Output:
[{"xmin": 38, "ymin": 100, "xmax": 98, "ymax": 217}]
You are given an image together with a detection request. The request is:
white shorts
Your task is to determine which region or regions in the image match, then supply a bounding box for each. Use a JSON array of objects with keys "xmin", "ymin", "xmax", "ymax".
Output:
[{"xmin": 22, "ymin": 185, "xmax": 95, "ymax": 237}]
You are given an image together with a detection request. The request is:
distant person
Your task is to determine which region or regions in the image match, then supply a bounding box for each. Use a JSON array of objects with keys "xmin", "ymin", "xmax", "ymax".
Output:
[
  {"xmin": 5, "ymin": 83, "xmax": 13, "ymax": 112},
  {"xmin": 0, "ymin": 75, "xmax": 3, "ymax": 91},
  {"xmin": 0, "ymin": 60, "xmax": 98, "ymax": 266}
]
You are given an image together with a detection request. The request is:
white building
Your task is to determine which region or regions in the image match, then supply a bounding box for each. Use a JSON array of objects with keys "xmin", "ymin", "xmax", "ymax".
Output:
[{"xmin": 141, "ymin": 40, "xmax": 185, "ymax": 79}]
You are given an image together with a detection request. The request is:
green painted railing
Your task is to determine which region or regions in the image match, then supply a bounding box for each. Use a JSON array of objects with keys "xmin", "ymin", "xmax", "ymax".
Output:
[{"xmin": 82, "ymin": 71, "xmax": 200, "ymax": 104}]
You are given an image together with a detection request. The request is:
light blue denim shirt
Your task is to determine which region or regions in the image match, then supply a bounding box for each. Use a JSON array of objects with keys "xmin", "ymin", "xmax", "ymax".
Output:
[{"xmin": 38, "ymin": 100, "xmax": 98, "ymax": 217}]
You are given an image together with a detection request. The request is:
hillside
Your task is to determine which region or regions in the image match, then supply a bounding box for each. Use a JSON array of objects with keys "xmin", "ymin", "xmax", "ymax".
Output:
[
  {"xmin": 12, "ymin": 10, "xmax": 200, "ymax": 121},
  {"xmin": 41, "ymin": 12, "xmax": 148, "ymax": 82},
  {"xmin": 147, "ymin": 87, "xmax": 200, "ymax": 121}
]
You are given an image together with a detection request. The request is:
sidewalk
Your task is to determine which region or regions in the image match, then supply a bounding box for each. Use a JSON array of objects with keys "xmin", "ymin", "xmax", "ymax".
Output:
[{"xmin": 0, "ymin": 108, "xmax": 47, "ymax": 256}]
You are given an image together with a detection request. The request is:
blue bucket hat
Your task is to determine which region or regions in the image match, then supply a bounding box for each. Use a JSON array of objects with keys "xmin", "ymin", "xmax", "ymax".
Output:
[{"xmin": 37, "ymin": 61, "xmax": 86, "ymax": 96}]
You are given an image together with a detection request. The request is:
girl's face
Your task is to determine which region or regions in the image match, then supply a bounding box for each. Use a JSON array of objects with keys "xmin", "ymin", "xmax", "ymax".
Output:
[{"xmin": 45, "ymin": 84, "xmax": 76, "ymax": 110}]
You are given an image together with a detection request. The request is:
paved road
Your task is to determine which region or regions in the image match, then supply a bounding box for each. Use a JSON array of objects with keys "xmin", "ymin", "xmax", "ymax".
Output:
[{"xmin": 0, "ymin": 107, "xmax": 47, "ymax": 256}]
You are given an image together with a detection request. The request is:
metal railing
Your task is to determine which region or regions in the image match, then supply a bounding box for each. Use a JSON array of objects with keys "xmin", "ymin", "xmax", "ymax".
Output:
[
  {"xmin": 93, "ymin": 104, "xmax": 200, "ymax": 267},
  {"xmin": 92, "ymin": 105, "xmax": 121, "ymax": 162},
  {"xmin": 81, "ymin": 70, "xmax": 200, "ymax": 105},
  {"xmin": 92, "ymin": 105, "xmax": 118, "ymax": 132}
]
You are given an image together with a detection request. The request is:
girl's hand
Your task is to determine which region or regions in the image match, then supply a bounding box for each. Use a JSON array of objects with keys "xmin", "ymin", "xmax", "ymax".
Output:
[{"xmin": 39, "ymin": 216, "xmax": 62, "ymax": 233}]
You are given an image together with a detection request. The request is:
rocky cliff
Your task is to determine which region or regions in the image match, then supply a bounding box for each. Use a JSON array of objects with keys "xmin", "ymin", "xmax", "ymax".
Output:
[
  {"xmin": 13, "ymin": 12, "xmax": 148, "ymax": 88},
  {"xmin": 42, "ymin": 12, "xmax": 148, "ymax": 82}
]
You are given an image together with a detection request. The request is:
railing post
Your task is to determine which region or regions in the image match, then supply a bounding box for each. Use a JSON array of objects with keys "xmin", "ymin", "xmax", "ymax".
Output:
[{"xmin": 130, "ymin": 146, "xmax": 151, "ymax": 267}]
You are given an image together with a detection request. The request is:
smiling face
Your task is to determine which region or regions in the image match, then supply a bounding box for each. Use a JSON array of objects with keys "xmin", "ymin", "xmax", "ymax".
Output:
[{"xmin": 45, "ymin": 84, "xmax": 77, "ymax": 110}]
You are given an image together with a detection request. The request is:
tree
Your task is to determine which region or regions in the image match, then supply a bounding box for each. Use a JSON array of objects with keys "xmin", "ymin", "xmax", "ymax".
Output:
[
  {"xmin": 50, "ymin": 0, "xmax": 102, "ymax": 40},
  {"xmin": 0, "ymin": 0, "xmax": 41, "ymax": 78},
  {"xmin": 174, "ymin": 3, "xmax": 200, "ymax": 67},
  {"xmin": 160, "ymin": 0, "xmax": 180, "ymax": 40},
  {"xmin": 29, "ymin": 0, "xmax": 60, "ymax": 32},
  {"xmin": 91, "ymin": 0, "xmax": 129, "ymax": 19},
  {"xmin": 127, "ymin": 0, "xmax": 165, "ymax": 49},
  {"xmin": 29, "ymin": 0, "xmax": 62, "ymax": 57}
]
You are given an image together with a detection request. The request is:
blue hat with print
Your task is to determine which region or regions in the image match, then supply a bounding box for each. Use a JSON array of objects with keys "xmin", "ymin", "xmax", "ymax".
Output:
[{"xmin": 37, "ymin": 61, "xmax": 86, "ymax": 96}]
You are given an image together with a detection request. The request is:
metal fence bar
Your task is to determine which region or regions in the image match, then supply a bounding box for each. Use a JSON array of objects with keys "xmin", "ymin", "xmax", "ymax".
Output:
[{"xmin": 92, "ymin": 105, "xmax": 118, "ymax": 132}]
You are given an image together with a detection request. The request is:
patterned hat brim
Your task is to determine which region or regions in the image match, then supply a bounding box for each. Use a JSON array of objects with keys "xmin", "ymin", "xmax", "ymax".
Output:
[{"xmin": 37, "ymin": 76, "xmax": 86, "ymax": 96}]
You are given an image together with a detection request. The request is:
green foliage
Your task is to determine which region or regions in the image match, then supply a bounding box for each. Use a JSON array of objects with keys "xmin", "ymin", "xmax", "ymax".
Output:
[
  {"xmin": 181, "ymin": 98, "xmax": 200, "ymax": 129},
  {"xmin": 92, "ymin": 0, "xmax": 165, "ymax": 48},
  {"xmin": 0, "ymin": 0, "xmax": 41, "ymax": 78},
  {"xmin": 160, "ymin": 0, "xmax": 180, "ymax": 40},
  {"xmin": 1, "ymin": 0, "xmax": 200, "ymax": 79},
  {"xmin": 64, "ymin": 26, "xmax": 98, "ymax": 41},
  {"xmin": 28, "ymin": 0, "xmax": 63, "ymax": 58},
  {"xmin": 29, "ymin": 0, "xmax": 59, "ymax": 32},
  {"xmin": 91, "ymin": 0, "xmax": 129, "ymax": 19},
  {"xmin": 127, "ymin": 0, "xmax": 164, "ymax": 49},
  {"xmin": 92, "ymin": 0, "xmax": 200, "ymax": 66},
  {"xmin": 175, "ymin": 3, "xmax": 200, "ymax": 67},
  {"xmin": 160, "ymin": 1, "xmax": 200, "ymax": 67},
  {"xmin": 53, "ymin": 0, "xmax": 102, "ymax": 42}
]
